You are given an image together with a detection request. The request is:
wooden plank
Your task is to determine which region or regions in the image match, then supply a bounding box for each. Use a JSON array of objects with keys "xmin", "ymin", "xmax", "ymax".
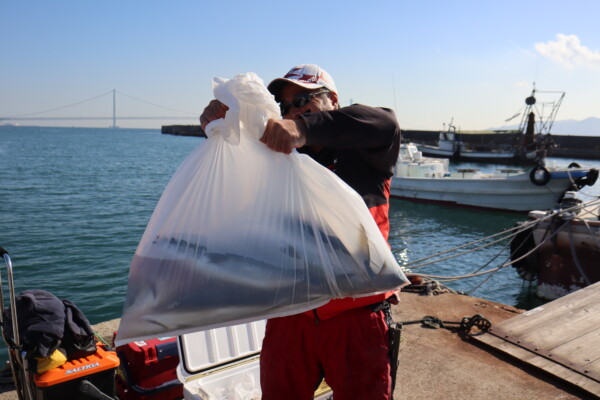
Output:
[
  {"xmin": 476, "ymin": 333, "xmax": 538, "ymax": 362},
  {"xmin": 515, "ymin": 312, "xmax": 600, "ymax": 351},
  {"xmin": 473, "ymin": 282, "xmax": 600, "ymax": 397},
  {"xmin": 549, "ymin": 328, "xmax": 600, "ymax": 368},
  {"xmin": 587, "ymin": 359, "xmax": 600, "ymax": 375},
  {"xmin": 476, "ymin": 333, "xmax": 600, "ymax": 396},
  {"xmin": 478, "ymin": 330, "xmax": 599, "ymax": 378},
  {"xmin": 496, "ymin": 283, "xmax": 600, "ymax": 335},
  {"xmin": 526, "ymin": 355, "xmax": 600, "ymax": 396},
  {"xmin": 503, "ymin": 282, "xmax": 600, "ymax": 329}
]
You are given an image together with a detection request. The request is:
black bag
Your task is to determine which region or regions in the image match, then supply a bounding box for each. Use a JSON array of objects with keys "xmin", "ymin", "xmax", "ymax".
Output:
[
  {"xmin": 3, "ymin": 290, "xmax": 96, "ymax": 360},
  {"xmin": 62, "ymin": 299, "xmax": 97, "ymax": 358}
]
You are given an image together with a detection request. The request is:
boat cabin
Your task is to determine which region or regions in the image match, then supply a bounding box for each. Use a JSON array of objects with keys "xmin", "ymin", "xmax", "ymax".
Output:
[{"xmin": 396, "ymin": 144, "xmax": 448, "ymax": 178}]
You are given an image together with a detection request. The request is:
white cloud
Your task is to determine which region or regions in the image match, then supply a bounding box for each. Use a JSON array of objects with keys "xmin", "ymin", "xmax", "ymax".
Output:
[
  {"xmin": 514, "ymin": 80, "xmax": 531, "ymax": 89},
  {"xmin": 535, "ymin": 34, "xmax": 600, "ymax": 70}
]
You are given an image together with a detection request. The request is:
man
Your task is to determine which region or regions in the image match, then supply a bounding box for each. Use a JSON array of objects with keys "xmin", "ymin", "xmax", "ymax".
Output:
[{"xmin": 200, "ymin": 64, "xmax": 401, "ymax": 400}]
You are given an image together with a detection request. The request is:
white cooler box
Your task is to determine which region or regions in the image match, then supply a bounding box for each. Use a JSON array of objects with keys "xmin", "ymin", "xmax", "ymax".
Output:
[{"xmin": 177, "ymin": 320, "xmax": 332, "ymax": 400}]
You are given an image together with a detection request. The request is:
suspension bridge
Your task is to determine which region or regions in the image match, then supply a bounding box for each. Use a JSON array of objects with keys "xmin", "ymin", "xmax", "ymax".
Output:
[{"xmin": 0, "ymin": 89, "xmax": 198, "ymax": 128}]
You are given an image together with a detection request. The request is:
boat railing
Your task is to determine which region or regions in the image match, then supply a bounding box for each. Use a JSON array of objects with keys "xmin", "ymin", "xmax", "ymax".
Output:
[
  {"xmin": 455, "ymin": 168, "xmax": 480, "ymax": 178},
  {"xmin": 499, "ymin": 168, "xmax": 524, "ymax": 177}
]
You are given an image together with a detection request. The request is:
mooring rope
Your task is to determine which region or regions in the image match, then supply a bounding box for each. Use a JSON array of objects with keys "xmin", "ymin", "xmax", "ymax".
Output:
[
  {"xmin": 581, "ymin": 215, "xmax": 600, "ymax": 250},
  {"xmin": 402, "ymin": 198, "xmax": 600, "ymax": 282},
  {"xmin": 402, "ymin": 202, "xmax": 586, "ymax": 271},
  {"xmin": 405, "ymin": 218, "xmax": 571, "ymax": 281}
]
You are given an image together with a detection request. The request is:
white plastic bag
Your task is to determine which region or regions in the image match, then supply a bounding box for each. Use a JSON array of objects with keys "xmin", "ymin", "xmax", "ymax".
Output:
[{"xmin": 115, "ymin": 73, "xmax": 408, "ymax": 345}]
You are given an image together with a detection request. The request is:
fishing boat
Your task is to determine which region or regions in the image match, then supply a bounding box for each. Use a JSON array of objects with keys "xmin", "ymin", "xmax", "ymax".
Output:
[
  {"xmin": 416, "ymin": 86, "xmax": 563, "ymax": 164},
  {"xmin": 390, "ymin": 144, "xmax": 599, "ymax": 212},
  {"xmin": 415, "ymin": 122, "xmax": 547, "ymax": 164},
  {"xmin": 510, "ymin": 194, "xmax": 600, "ymax": 300}
]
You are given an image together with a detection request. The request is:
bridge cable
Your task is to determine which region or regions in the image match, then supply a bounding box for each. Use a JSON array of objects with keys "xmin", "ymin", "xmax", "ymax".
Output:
[
  {"xmin": 5, "ymin": 90, "xmax": 114, "ymax": 118},
  {"xmin": 116, "ymin": 90, "xmax": 196, "ymax": 116}
]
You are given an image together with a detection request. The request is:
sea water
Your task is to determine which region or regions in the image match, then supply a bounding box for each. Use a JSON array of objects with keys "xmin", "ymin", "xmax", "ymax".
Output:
[{"xmin": 1, "ymin": 125, "xmax": 599, "ymax": 363}]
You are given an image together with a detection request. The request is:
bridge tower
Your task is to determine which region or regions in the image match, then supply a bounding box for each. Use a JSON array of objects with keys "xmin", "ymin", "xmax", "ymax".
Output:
[{"xmin": 111, "ymin": 89, "xmax": 118, "ymax": 129}]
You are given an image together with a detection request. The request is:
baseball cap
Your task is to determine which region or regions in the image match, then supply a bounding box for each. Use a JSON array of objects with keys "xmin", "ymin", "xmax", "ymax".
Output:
[{"xmin": 267, "ymin": 64, "xmax": 338, "ymax": 102}]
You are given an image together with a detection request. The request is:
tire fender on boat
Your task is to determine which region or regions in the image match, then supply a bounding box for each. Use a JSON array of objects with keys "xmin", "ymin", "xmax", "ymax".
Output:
[
  {"xmin": 574, "ymin": 168, "xmax": 599, "ymax": 189},
  {"xmin": 509, "ymin": 224, "xmax": 539, "ymax": 281},
  {"xmin": 589, "ymin": 168, "xmax": 599, "ymax": 186},
  {"xmin": 529, "ymin": 165, "xmax": 551, "ymax": 186}
]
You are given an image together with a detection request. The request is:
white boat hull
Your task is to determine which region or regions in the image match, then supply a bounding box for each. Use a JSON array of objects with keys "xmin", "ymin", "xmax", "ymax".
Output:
[
  {"xmin": 392, "ymin": 144, "xmax": 597, "ymax": 212},
  {"xmin": 391, "ymin": 174, "xmax": 576, "ymax": 212}
]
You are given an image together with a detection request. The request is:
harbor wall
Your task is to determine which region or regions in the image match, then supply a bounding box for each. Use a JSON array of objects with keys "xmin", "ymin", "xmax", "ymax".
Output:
[
  {"xmin": 159, "ymin": 125, "xmax": 599, "ymax": 159},
  {"xmin": 161, "ymin": 124, "xmax": 206, "ymax": 137},
  {"xmin": 549, "ymin": 135, "xmax": 600, "ymax": 159},
  {"xmin": 400, "ymin": 129, "xmax": 600, "ymax": 160}
]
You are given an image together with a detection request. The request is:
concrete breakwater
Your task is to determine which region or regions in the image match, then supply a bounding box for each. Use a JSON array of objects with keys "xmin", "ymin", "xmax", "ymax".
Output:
[
  {"xmin": 549, "ymin": 134, "xmax": 600, "ymax": 159},
  {"xmin": 161, "ymin": 125, "xmax": 599, "ymax": 159},
  {"xmin": 161, "ymin": 124, "xmax": 206, "ymax": 137},
  {"xmin": 400, "ymin": 129, "xmax": 600, "ymax": 160}
]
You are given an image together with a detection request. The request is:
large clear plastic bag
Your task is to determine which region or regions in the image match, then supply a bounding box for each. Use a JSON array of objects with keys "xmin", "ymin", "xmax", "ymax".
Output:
[{"xmin": 115, "ymin": 73, "xmax": 408, "ymax": 345}]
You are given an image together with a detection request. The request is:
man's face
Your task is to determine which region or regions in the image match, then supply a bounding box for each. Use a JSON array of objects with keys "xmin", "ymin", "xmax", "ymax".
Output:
[{"xmin": 279, "ymin": 84, "xmax": 337, "ymax": 120}]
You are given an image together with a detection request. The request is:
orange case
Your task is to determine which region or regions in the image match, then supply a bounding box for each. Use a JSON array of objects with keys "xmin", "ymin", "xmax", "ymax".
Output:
[{"xmin": 34, "ymin": 345, "xmax": 120, "ymax": 387}]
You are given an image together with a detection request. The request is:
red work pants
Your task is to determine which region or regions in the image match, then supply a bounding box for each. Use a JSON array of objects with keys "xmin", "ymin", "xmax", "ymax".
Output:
[{"xmin": 260, "ymin": 306, "xmax": 392, "ymax": 400}]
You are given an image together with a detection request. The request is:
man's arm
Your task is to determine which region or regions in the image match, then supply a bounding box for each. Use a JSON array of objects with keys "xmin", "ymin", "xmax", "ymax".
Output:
[
  {"xmin": 259, "ymin": 104, "xmax": 400, "ymax": 155},
  {"xmin": 199, "ymin": 102, "xmax": 398, "ymax": 155},
  {"xmin": 300, "ymin": 104, "xmax": 400, "ymax": 149},
  {"xmin": 199, "ymin": 99, "xmax": 306, "ymax": 154}
]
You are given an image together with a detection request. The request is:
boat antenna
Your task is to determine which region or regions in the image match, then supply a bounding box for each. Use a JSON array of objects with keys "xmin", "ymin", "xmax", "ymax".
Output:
[{"xmin": 448, "ymin": 117, "xmax": 455, "ymax": 132}]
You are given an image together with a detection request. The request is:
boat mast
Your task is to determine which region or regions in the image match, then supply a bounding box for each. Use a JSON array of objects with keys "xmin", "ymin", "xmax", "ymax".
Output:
[{"xmin": 518, "ymin": 83, "xmax": 565, "ymax": 136}]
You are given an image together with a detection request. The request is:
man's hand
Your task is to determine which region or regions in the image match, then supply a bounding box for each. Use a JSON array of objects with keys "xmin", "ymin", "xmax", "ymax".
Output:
[
  {"xmin": 260, "ymin": 119, "xmax": 307, "ymax": 154},
  {"xmin": 199, "ymin": 100, "xmax": 229, "ymax": 131}
]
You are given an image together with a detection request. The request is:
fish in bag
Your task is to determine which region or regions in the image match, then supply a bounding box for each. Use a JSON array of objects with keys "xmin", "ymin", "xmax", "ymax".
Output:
[{"xmin": 115, "ymin": 72, "xmax": 409, "ymax": 345}]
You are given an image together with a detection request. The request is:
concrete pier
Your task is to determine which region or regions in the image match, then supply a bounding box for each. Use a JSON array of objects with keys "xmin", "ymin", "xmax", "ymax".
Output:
[{"xmin": 0, "ymin": 290, "xmax": 590, "ymax": 399}]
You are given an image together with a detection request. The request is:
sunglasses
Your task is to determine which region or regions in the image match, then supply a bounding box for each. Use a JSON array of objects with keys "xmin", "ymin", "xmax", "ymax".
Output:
[{"xmin": 279, "ymin": 89, "xmax": 330, "ymax": 116}]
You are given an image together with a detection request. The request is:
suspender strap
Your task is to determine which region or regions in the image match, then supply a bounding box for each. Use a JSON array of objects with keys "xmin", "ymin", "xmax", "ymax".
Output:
[{"xmin": 370, "ymin": 297, "xmax": 402, "ymax": 397}]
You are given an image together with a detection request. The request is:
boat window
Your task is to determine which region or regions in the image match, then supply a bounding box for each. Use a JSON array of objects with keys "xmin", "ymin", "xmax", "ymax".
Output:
[{"xmin": 400, "ymin": 146, "xmax": 414, "ymax": 160}]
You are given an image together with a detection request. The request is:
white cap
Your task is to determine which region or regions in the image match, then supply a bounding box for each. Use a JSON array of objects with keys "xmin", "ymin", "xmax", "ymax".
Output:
[{"xmin": 267, "ymin": 64, "xmax": 338, "ymax": 102}]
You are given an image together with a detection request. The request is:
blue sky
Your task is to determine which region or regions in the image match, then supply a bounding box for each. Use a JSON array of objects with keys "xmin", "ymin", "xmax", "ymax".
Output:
[{"xmin": 1, "ymin": 1, "xmax": 599, "ymax": 130}]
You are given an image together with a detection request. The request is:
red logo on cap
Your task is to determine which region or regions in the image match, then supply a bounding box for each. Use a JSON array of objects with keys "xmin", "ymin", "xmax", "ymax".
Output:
[{"xmin": 284, "ymin": 68, "xmax": 324, "ymax": 84}]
